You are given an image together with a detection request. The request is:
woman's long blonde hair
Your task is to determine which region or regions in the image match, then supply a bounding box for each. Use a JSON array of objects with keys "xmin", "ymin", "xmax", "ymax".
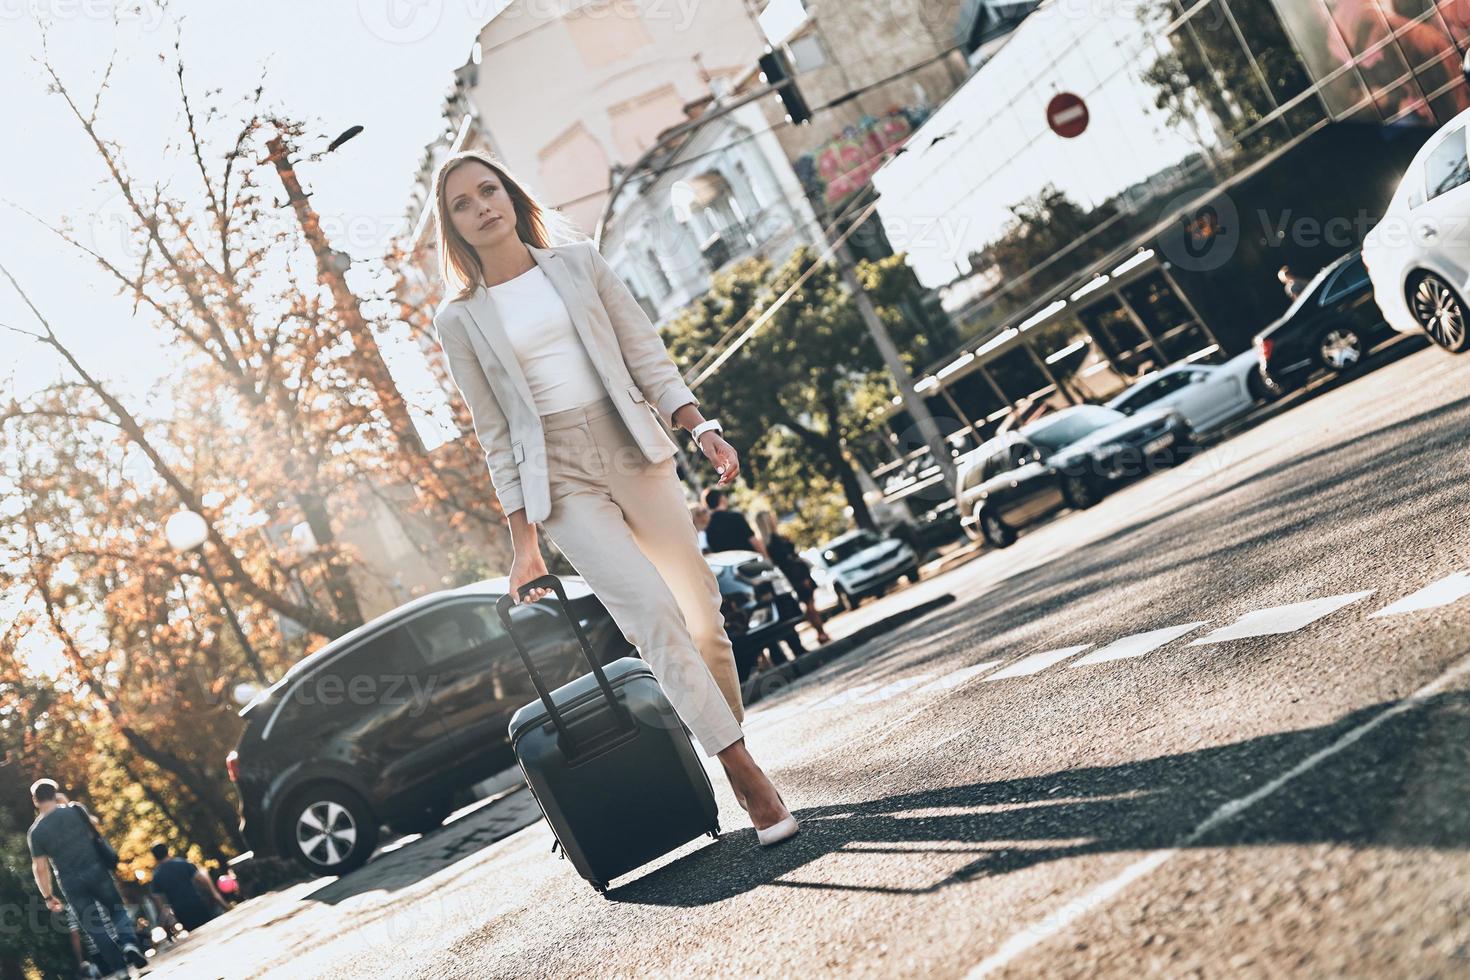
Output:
[
  {"xmin": 432, "ymin": 149, "xmax": 576, "ymax": 302},
  {"xmin": 753, "ymin": 510, "xmax": 778, "ymax": 543}
]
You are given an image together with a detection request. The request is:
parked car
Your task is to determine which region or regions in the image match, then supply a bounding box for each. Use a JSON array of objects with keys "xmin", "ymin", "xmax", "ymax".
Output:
[
  {"xmin": 809, "ymin": 529, "xmax": 921, "ymax": 610},
  {"xmin": 1362, "ymin": 108, "xmax": 1470, "ymax": 353},
  {"xmin": 955, "ymin": 404, "xmax": 1193, "ymax": 548},
  {"xmin": 1105, "ymin": 350, "xmax": 1270, "ymax": 434},
  {"xmin": 1253, "ymin": 249, "xmax": 1398, "ymax": 390},
  {"xmin": 705, "ymin": 550, "xmax": 805, "ymax": 679},
  {"xmin": 228, "ymin": 576, "xmax": 632, "ymax": 876}
]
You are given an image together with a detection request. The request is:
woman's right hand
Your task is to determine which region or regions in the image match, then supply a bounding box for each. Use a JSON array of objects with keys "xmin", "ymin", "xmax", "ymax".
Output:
[{"xmin": 509, "ymin": 549, "xmax": 552, "ymax": 604}]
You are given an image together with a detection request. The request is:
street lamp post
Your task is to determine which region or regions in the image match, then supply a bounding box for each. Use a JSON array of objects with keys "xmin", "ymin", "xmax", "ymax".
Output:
[{"xmin": 166, "ymin": 509, "xmax": 268, "ymax": 684}]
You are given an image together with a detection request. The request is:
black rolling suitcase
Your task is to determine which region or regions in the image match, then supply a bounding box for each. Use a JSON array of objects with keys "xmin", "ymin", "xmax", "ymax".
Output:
[{"xmin": 497, "ymin": 574, "xmax": 721, "ymax": 894}]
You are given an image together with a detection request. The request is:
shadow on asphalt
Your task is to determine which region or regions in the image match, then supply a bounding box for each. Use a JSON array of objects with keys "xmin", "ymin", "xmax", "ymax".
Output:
[{"xmin": 608, "ymin": 689, "xmax": 1470, "ymax": 905}]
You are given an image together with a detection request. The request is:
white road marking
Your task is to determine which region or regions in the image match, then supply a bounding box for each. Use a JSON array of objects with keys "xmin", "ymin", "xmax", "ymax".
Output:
[
  {"xmin": 916, "ymin": 662, "xmax": 1000, "ymax": 694},
  {"xmin": 963, "ymin": 648, "xmax": 1470, "ymax": 979},
  {"xmin": 852, "ymin": 674, "xmax": 936, "ymax": 704},
  {"xmin": 1369, "ymin": 572, "xmax": 1470, "ymax": 618},
  {"xmin": 984, "ymin": 645, "xmax": 1091, "ymax": 681},
  {"xmin": 1071, "ymin": 623, "xmax": 1209, "ymax": 667},
  {"xmin": 1188, "ymin": 591, "xmax": 1374, "ymax": 645}
]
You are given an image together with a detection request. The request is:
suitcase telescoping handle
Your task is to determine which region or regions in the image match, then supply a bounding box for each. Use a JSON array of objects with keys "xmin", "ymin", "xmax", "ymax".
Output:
[{"xmin": 495, "ymin": 574, "xmax": 635, "ymax": 758}]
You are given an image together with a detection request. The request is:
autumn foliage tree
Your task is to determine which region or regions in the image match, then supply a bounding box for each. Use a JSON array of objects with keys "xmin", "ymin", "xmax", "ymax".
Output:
[{"xmin": 0, "ymin": 21, "xmax": 508, "ymax": 959}]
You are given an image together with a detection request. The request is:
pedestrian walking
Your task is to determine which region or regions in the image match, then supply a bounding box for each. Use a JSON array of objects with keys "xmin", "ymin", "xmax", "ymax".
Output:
[
  {"xmin": 147, "ymin": 843, "xmax": 228, "ymax": 932},
  {"xmin": 53, "ymin": 792, "xmax": 113, "ymax": 979},
  {"xmin": 27, "ymin": 779, "xmax": 148, "ymax": 975},
  {"xmin": 429, "ymin": 151, "xmax": 797, "ymax": 846},
  {"xmin": 753, "ymin": 510, "xmax": 832, "ymax": 645},
  {"xmin": 1278, "ymin": 264, "xmax": 1308, "ymax": 299},
  {"xmin": 702, "ymin": 487, "xmax": 770, "ymax": 560}
]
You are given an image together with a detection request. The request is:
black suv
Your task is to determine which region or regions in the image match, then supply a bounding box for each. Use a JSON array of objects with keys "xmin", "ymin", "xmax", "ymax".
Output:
[
  {"xmin": 227, "ymin": 576, "xmax": 631, "ymax": 876},
  {"xmin": 955, "ymin": 404, "xmax": 1193, "ymax": 548}
]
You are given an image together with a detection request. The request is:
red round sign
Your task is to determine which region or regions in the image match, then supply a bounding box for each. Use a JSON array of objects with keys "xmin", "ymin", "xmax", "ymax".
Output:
[{"xmin": 1047, "ymin": 92, "xmax": 1089, "ymax": 139}]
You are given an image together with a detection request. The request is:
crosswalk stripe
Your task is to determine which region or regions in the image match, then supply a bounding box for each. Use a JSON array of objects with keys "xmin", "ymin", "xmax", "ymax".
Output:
[
  {"xmin": 984, "ymin": 645, "xmax": 1091, "ymax": 681},
  {"xmin": 852, "ymin": 674, "xmax": 937, "ymax": 704},
  {"xmin": 916, "ymin": 662, "xmax": 1000, "ymax": 693},
  {"xmin": 1188, "ymin": 591, "xmax": 1374, "ymax": 645},
  {"xmin": 1071, "ymin": 622, "xmax": 1209, "ymax": 667},
  {"xmin": 1369, "ymin": 572, "xmax": 1470, "ymax": 618}
]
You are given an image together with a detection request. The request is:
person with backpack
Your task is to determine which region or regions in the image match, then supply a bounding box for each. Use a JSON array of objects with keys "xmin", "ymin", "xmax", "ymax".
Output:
[{"xmin": 27, "ymin": 779, "xmax": 147, "ymax": 974}]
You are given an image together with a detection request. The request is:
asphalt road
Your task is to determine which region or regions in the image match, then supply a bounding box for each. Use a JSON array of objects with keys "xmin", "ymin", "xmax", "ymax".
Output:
[{"xmin": 151, "ymin": 338, "xmax": 1470, "ymax": 979}]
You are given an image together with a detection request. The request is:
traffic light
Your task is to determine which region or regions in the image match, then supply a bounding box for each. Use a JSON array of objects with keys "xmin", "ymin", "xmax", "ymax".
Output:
[{"xmin": 758, "ymin": 47, "xmax": 811, "ymax": 126}]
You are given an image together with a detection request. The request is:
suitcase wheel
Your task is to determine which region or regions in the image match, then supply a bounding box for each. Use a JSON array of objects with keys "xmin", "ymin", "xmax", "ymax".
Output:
[{"xmin": 591, "ymin": 881, "xmax": 608, "ymax": 895}]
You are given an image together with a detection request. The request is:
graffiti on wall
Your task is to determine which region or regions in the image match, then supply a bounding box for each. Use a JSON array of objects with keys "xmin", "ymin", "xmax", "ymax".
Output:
[{"xmin": 794, "ymin": 105, "xmax": 932, "ymax": 212}]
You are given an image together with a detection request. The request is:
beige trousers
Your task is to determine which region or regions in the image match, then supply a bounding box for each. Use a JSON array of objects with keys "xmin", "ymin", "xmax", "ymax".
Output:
[{"xmin": 535, "ymin": 395, "xmax": 745, "ymax": 756}]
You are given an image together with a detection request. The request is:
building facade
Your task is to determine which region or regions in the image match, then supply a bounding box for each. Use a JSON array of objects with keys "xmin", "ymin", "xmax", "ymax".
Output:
[{"xmin": 861, "ymin": 0, "xmax": 1468, "ymax": 509}]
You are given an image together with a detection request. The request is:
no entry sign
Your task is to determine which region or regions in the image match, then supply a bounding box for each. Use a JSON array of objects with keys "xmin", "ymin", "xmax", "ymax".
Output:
[{"xmin": 1047, "ymin": 92, "xmax": 1089, "ymax": 139}]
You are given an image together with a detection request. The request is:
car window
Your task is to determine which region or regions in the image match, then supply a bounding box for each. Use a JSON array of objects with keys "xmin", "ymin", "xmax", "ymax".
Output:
[
  {"xmin": 982, "ymin": 448, "xmax": 1010, "ymax": 480},
  {"xmin": 1008, "ymin": 441, "xmax": 1038, "ymax": 467},
  {"xmin": 273, "ymin": 627, "xmax": 423, "ymax": 739},
  {"xmin": 1114, "ymin": 379, "xmax": 1161, "ymax": 412},
  {"xmin": 1425, "ymin": 127, "xmax": 1469, "ymax": 201},
  {"xmin": 1320, "ymin": 256, "xmax": 1370, "ymax": 305},
  {"xmin": 1022, "ymin": 406, "xmax": 1124, "ymax": 453},
  {"xmin": 823, "ymin": 532, "xmax": 881, "ymax": 564},
  {"xmin": 408, "ymin": 602, "xmax": 509, "ymax": 667}
]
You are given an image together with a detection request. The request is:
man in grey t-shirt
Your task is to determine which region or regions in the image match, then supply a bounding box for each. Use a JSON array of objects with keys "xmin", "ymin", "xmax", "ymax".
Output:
[{"xmin": 27, "ymin": 778, "xmax": 146, "ymax": 973}]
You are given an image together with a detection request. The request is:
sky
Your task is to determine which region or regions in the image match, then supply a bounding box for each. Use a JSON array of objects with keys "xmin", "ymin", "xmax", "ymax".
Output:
[{"xmin": 0, "ymin": 0, "xmax": 508, "ymax": 432}]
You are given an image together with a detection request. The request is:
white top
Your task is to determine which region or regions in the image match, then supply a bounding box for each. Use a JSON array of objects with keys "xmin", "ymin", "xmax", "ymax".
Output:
[{"xmin": 488, "ymin": 265, "xmax": 605, "ymax": 415}]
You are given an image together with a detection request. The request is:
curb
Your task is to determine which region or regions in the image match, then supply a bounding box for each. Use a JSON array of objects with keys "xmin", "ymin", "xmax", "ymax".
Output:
[{"xmin": 740, "ymin": 592, "xmax": 958, "ymax": 707}]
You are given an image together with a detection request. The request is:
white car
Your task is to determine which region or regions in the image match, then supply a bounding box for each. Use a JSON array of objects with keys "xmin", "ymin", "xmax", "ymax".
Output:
[
  {"xmin": 808, "ymin": 530, "xmax": 920, "ymax": 611},
  {"xmin": 1103, "ymin": 351, "xmax": 1269, "ymax": 434},
  {"xmin": 1361, "ymin": 107, "xmax": 1470, "ymax": 352}
]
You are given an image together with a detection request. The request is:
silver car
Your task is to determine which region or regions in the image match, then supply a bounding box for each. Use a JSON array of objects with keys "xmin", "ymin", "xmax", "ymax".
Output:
[
  {"xmin": 809, "ymin": 530, "xmax": 921, "ymax": 610},
  {"xmin": 1104, "ymin": 351, "xmax": 1270, "ymax": 435}
]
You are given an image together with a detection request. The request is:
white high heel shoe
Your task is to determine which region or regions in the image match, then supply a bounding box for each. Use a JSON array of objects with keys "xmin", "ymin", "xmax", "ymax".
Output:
[{"xmin": 755, "ymin": 792, "xmax": 799, "ymax": 847}]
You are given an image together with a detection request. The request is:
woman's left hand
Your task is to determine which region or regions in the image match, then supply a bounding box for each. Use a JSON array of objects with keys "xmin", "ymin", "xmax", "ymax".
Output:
[{"xmin": 698, "ymin": 431, "xmax": 741, "ymax": 485}]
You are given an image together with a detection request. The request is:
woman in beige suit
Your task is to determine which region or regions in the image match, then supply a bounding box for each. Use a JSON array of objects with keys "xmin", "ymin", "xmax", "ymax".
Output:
[{"xmin": 430, "ymin": 150, "xmax": 797, "ymax": 845}]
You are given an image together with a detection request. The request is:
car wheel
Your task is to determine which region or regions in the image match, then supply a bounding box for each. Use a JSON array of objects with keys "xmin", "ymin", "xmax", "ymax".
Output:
[
  {"xmin": 979, "ymin": 510, "xmax": 1016, "ymax": 549},
  {"xmin": 284, "ymin": 784, "xmax": 378, "ymax": 876},
  {"xmin": 1060, "ymin": 472, "xmax": 1098, "ymax": 509},
  {"xmin": 836, "ymin": 585, "xmax": 856, "ymax": 611},
  {"xmin": 388, "ymin": 795, "xmax": 453, "ymax": 837},
  {"xmin": 1245, "ymin": 365, "xmax": 1279, "ymax": 402},
  {"xmin": 1410, "ymin": 273, "xmax": 1470, "ymax": 352},
  {"xmin": 1317, "ymin": 325, "xmax": 1364, "ymax": 373}
]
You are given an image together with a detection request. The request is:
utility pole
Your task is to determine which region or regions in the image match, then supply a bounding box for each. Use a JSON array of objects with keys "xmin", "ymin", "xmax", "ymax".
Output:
[
  {"xmin": 263, "ymin": 132, "xmax": 424, "ymax": 456},
  {"xmin": 832, "ymin": 240, "xmax": 958, "ymax": 500}
]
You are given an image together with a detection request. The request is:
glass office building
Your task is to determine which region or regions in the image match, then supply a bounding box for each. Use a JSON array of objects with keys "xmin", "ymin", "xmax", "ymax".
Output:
[{"xmin": 862, "ymin": 0, "xmax": 1467, "ymax": 509}]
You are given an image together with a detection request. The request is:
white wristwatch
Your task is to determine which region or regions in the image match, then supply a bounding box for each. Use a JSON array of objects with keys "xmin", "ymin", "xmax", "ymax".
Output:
[{"xmin": 690, "ymin": 418, "xmax": 723, "ymax": 445}]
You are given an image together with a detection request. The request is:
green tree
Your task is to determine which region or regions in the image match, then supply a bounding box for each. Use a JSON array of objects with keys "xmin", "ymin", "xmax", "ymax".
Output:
[{"xmin": 663, "ymin": 246, "xmax": 957, "ymax": 531}]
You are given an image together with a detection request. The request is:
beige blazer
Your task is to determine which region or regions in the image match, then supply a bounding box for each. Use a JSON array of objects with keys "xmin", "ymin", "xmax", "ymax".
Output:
[{"xmin": 433, "ymin": 240, "xmax": 699, "ymax": 525}]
